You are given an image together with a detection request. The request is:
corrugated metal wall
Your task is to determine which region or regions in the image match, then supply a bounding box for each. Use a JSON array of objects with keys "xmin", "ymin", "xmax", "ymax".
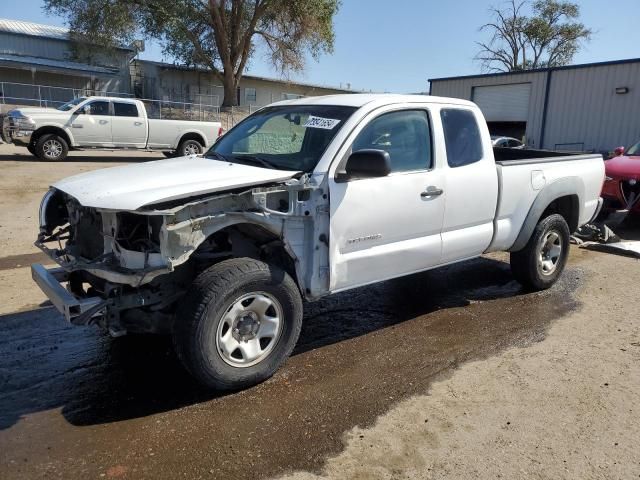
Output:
[
  {"xmin": 0, "ymin": 32, "xmax": 69, "ymax": 60},
  {"xmin": 430, "ymin": 61, "xmax": 640, "ymax": 153},
  {"xmin": 430, "ymin": 71, "xmax": 548, "ymax": 148},
  {"xmin": 543, "ymin": 62, "xmax": 640, "ymax": 152},
  {"xmin": 1, "ymin": 26, "xmax": 132, "ymax": 91}
]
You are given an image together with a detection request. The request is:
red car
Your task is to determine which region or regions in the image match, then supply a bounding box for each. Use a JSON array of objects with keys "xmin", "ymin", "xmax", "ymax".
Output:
[{"xmin": 601, "ymin": 140, "xmax": 640, "ymax": 213}]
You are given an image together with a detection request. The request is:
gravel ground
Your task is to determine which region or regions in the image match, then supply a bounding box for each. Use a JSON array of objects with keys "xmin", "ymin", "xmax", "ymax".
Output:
[{"xmin": 0, "ymin": 143, "xmax": 638, "ymax": 479}]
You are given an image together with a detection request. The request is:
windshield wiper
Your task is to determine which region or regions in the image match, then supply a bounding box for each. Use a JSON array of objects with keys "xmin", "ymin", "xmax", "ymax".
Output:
[
  {"xmin": 204, "ymin": 150, "xmax": 233, "ymax": 162},
  {"xmin": 205, "ymin": 151, "xmax": 280, "ymax": 170},
  {"xmin": 231, "ymin": 154, "xmax": 280, "ymax": 170}
]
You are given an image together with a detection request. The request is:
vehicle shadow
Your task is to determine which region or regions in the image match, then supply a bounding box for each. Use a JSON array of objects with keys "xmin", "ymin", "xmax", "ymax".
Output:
[
  {"xmin": 0, "ymin": 256, "xmax": 528, "ymax": 430},
  {"xmin": 615, "ymin": 216, "xmax": 640, "ymax": 240}
]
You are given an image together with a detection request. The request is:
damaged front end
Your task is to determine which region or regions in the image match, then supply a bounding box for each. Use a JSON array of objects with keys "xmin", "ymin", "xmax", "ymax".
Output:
[{"xmin": 32, "ymin": 175, "xmax": 328, "ymax": 336}]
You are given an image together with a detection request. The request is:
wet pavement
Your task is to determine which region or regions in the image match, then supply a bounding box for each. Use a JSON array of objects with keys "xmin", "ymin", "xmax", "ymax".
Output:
[{"xmin": 0, "ymin": 254, "xmax": 583, "ymax": 479}]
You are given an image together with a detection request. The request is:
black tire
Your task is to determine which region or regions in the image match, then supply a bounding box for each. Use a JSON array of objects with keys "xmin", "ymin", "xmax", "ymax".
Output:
[
  {"xmin": 27, "ymin": 142, "xmax": 36, "ymax": 155},
  {"xmin": 176, "ymin": 138, "xmax": 203, "ymax": 157},
  {"xmin": 35, "ymin": 133, "xmax": 69, "ymax": 161},
  {"xmin": 510, "ymin": 213, "xmax": 570, "ymax": 290},
  {"xmin": 173, "ymin": 257, "xmax": 303, "ymax": 390}
]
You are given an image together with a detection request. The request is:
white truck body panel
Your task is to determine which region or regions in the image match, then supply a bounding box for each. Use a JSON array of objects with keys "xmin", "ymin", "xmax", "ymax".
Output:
[
  {"xmin": 53, "ymin": 156, "xmax": 300, "ymax": 210},
  {"xmin": 487, "ymin": 155, "xmax": 604, "ymax": 252}
]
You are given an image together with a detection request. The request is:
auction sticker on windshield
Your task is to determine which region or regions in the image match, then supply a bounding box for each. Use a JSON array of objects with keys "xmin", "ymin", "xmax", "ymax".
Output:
[{"xmin": 304, "ymin": 115, "xmax": 341, "ymax": 130}]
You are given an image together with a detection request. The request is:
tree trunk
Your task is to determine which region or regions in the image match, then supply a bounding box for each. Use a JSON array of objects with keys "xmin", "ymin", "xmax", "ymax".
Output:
[{"xmin": 221, "ymin": 71, "xmax": 238, "ymax": 109}]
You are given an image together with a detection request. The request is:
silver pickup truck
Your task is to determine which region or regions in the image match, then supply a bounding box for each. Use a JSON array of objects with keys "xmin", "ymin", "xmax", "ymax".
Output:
[{"xmin": 3, "ymin": 96, "xmax": 222, "ymax": 160}]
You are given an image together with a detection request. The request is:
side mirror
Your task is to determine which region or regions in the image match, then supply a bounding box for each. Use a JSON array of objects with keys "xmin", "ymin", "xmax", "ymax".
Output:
[
  {"xmin": 339, "ymin": 149, "xmax": 391, "ymax": 181},
  {"xmin": 614, "ymin": 146, "xmax": 625, "ymax": 156}
]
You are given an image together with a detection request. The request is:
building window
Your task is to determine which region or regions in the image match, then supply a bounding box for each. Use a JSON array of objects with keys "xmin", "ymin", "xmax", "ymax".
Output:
[
  {"xmin": 282, "ymin": 93, "xmax": 304, "ymax": 100},
  {"xmin": 245, "ymin": 87, "xmax": 257, "ymax": 103}
]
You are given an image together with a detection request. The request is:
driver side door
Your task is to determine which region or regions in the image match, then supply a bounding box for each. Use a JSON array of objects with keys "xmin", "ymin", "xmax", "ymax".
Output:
[
  {"xmin": 328, "ymin": 108, "xmax": 445, "ymax": 292},
  {"xmin": 69, "ymin": 100, "xmax": 113, "ymax": 146}
]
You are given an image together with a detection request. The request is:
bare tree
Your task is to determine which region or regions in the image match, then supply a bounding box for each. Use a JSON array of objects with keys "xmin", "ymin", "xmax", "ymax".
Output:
[{"xmin": 476, "ymin": 0, "xmax": 592, "ymax": 72}]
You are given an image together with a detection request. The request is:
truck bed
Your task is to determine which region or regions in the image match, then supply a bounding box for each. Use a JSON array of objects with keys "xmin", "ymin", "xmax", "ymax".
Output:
[
  {"xmin": 488, "ymin": 148, "xmax": 604, "ymax": 253},
  {"xmin": 493, "ymin": 146, "xmax": 589, "ymax": 163}
]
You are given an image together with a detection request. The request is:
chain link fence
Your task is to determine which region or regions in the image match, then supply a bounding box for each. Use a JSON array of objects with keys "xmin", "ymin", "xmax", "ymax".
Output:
[
  {"xmin": 0, "ymin": 81, "xmax": 135, "ymax": 112},
  {"xmin": 0, "ymin": 80, "xmax": 222, "ymax": 122},
  {"xmin": 0, "ymin": 81, "xmax": 274, "ymax": 133}
]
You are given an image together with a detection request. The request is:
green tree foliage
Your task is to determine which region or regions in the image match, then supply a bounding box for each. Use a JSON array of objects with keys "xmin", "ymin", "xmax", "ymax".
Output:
[
  {"xmin": 46, "ymin": 0, "xmax": 340, "ymax": 106},
  {"xmin": 476, "ymin": 0, "xmax": 592, "ymax": 72}
]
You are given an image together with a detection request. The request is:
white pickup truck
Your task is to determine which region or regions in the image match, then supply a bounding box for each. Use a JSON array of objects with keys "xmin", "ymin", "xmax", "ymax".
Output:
[
  {"xmin": 31, "ymin": 94, "xmax": 604, "ymax": 390},
  {"xmin": 3, "ymin": 96, "xmax": 221, "ymax": 160}
]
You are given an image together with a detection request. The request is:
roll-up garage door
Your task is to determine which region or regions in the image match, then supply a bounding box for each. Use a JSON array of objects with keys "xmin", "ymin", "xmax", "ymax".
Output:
[{"xmin": 472, "ymin": 83, "xmax": 531, "ymax": 122}]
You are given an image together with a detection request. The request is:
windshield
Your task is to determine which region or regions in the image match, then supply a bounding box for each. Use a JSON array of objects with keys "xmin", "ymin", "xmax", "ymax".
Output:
[
  {"xmin": 207, "ymin": 105, "xmax": 357, "ymax": 172},
  {"xmin": 627, "ymin": 140, "xmax": 640, "ymax": 156},
  {"xmin": 57, "ymin": 97, "xmax": 86, "ymax": 111}
]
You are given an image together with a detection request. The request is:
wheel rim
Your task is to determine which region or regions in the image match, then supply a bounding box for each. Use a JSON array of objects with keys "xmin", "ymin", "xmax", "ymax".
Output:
[
  {"xmin": 184, "ymin": 143, "xmax": 200, "ymax": 155},
  {"xmin": 538, "ymin": 230, "xmax": 562, "ymax": 275},
  {"xmin": 43, "ymin": 139, "xmax": 62, "ymax": 159},
  {"xmin": 215, "ymin": 292, "xmax": 283, "ymax": 368}
]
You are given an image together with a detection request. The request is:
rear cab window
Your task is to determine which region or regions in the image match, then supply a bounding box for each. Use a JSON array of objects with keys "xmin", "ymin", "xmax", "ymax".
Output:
[{"xmin": 440, "ymin": 108, "xmax": 483, "ymax": 168}]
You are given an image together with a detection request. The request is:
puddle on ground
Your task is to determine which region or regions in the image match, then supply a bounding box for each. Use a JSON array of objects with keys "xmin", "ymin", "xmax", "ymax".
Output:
[{"xmin": 0, "ymin": 256, "xmax": 582, "ymax": 479}]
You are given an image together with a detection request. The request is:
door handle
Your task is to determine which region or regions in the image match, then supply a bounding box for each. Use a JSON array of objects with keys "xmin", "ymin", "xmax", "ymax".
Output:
[
  {"xmin": 421, "ymin": 187, "xmax": 444, "ymax": 197},
  {"xmin": 134, "ymin": 121, "xmax": 143, "ymax": 126},
  {"xmin": 99, "ymin": 119, "xmax": 108, "ymax": 125}
]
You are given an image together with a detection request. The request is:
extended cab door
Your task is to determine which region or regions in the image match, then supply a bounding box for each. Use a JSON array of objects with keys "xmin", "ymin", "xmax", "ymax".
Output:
[
  {"xmin": 111, "ymin": 101, "xmax": 147, "ymax": 148},
  {"xmin": 69, "ymin": 100, "xmax": 112, "ymax": 146},
  {"xmin": 328, "ymin": 107, "xmax": 445, "ymax": 292},
  {"xmin": 438, "ymin": 106, "xmax": 498, "ymax": 263}
]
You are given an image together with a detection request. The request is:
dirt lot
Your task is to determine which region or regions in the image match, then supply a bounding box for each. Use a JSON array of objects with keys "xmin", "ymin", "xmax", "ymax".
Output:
[{"xmin": 0, "ymin": 143, "xmax": 638, "ymax": 479}]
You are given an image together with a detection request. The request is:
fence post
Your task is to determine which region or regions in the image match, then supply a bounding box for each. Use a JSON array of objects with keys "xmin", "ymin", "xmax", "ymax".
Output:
[{"xmin": 38, "ymin": 85, "xmax": 42, "ymax": 107}]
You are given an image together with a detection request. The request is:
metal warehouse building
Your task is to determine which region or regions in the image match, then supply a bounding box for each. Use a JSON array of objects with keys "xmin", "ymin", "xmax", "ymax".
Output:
[
  {"xmin": 0, "ymin": 18, "xmax": 133, "ymax": 101},
  {"xmin": 429, "ymin": 58, "xmax": 640, "ymax": 153}
]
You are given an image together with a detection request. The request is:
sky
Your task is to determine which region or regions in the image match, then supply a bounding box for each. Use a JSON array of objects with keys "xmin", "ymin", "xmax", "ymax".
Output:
[{"xmin": 3, "ymin": 0, "xmax": 639, "ymax": 93}]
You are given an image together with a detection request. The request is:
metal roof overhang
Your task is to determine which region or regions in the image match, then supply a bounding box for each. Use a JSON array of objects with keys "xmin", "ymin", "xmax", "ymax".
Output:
[{"xmin": 0, "ymin": 54, "xmax": 119, "ymax": 76}]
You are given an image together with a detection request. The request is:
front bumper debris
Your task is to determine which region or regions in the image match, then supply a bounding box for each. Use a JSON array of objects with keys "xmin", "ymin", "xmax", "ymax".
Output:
[{"xmin": 31, "ymin": 263, "xmax": 104, "ymax": 323}]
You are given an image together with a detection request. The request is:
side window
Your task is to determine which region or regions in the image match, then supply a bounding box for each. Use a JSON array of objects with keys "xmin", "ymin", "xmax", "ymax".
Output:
[
  {"xmin": 440, "ymin": 109, "xmax": 483, "ymax": 168},
  {"xmin": 245, "ymin": 88, "xmax": 257, "ymax": 103},
  {"xmin": 113, "ymin": 102, "xmax": 139, "ymax": 117},
  {"xmin": 85, "ymin": 101, "xmax": 110, "ymax": 116},
  {"xmin": 352, "ymin": 110, "xmax": 432, "ymax": 172},
  {"xmin": 508, "ymin": 139, "xmax": 522, "ymax": 148}
]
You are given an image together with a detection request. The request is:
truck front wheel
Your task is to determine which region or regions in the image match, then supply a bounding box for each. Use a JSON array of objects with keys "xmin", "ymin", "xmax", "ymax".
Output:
[
  {"xmin": 510, "ymin": 213, "xmax": 570, "ymax": 290},
  {"xmin": 173, "ymin": 258, "xmax": 303, "ymax": 390},
  {"xmin": 35, "ymin": 134, "xmax": 69, "ymax": 161}
]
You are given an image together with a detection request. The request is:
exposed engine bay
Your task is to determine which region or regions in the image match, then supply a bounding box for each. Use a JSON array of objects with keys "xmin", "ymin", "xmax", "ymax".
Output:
[{"xmin": 36, "ymin": 176, "xmax": 329, "ymax": 335}]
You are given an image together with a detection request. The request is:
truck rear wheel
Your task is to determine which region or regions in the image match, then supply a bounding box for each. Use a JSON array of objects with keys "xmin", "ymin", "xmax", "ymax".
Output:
[
  {"xmin": 510, "ymin": 213, "xmax": 570, "ymax": 290},
  {"xmin": 173, "ymin": 258, "xmax": 303, "ymax": 390},
  {"xmin": 35, "ymin": 134, "xmax": 69, "ymax": 161},
  {"xmin": 177, "ymin": 139, "xmax": 203, "ymax": 157}
]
